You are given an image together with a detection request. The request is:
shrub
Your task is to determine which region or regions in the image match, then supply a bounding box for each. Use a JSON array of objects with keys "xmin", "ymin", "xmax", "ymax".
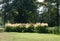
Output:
[
  {"xmin": 47, "ymin": 27, "xmax": 54, "ymax": 33},
  {"xmin": 47, "ymin": 27, "xmax": 60, "ymax": 34},
  {"xmin": 4, "ymin": 26, "xmax": 14, "ymax": 32},
  {"xmin": 53, "ymin": 27, "xmax": 60, "ymax": 34},
  {"xmin": 15, "ymin": 26, "xmax": 26, "ymax": 32},
  {"xmin": 4, "ymin": 25, "xmax": 60, "ymax": 34},
  {"xmin": 35, "ymin": 26, "xmax": 48, "ymax": 33},
  {"xmin": 24, "ymin": 25, "xmax": 34, "ymax": 32},
  {"xmin": 4, "ymin": 25, "xmax": 48, "ymax": 33},
  {"xmin": 4, "ymin": 25, "xmax": 26, "ymax": 32}
]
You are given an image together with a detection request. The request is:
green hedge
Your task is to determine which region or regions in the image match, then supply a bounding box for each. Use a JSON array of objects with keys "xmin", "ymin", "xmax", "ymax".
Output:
[
  {"xmin": 5, "ymin": 26, "xmax": 14, "ymax": 32},
  {"xmin": 24, "ymin": 25, "xmax": 34, "ymax": 32},
  {"xmin": 4, "ymin": 25, "xmax": 60, "ymax": 34},
  {"xmin": 4, "ymin": 26, "xmax": 26, "ymax": 32},
  {"xmin": 47, "ymin": 27, "xmax": 60, "ymax": 34},
  {"xmin": 35, "ymin": 26, "xmax": 48, "ymax": 33},
  {"xmin": 4, "ymin": 25, "xmax": 48, "ymax": 33}
]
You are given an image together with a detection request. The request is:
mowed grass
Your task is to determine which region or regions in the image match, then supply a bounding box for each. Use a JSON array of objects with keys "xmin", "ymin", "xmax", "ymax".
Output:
[{"xmin": 0, "ymin": 32, "xmax": 60, "ymax": 41}]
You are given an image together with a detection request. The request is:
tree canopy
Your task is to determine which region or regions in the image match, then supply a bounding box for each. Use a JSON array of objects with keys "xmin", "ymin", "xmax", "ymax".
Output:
[
  {"xmin": 1, "ymin": 0, "xmax": 60, "ymax": 26},
  {"xmin": 2, "ymin": 0, "xmax": 39, "ymax": 23}
]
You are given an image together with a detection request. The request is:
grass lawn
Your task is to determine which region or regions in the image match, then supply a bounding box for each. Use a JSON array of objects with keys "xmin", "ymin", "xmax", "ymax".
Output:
[{"xmin": 0, "ymin": 32, "xmax": 60, "ymax": 41}]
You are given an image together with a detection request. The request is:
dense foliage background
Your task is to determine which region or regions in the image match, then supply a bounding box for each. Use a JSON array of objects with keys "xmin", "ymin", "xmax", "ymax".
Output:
[{"xmin": 0, "ymin": 0, "xmax": 60, "ymax": 27}]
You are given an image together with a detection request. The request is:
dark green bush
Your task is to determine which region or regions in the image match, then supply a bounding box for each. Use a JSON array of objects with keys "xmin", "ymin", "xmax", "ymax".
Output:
[
  {"xmin": 47, "ymin": 27, "xmax": 54, "ymax": 33},
  {"xmin": 35, "ymin": 26, "xmax": 48, "ymax": 33},
  {"xmin": 47, "ymin": 27, "xmax": 60, "ymax": 34},
  {"xmin": 5, "ymin": 25, "xmax": 34, "ymax": 32},
  {"xmin": 4, "ymin": 25, "xmax": 48, "ymax": 33},
  {"xmin": 4, "ymin": 26, "xmax": 26, "ymax": 32},
  {"xmin": 24, "ymin": 25, "xmax": 34, "ymax": 32},
  {"xmin": 5, "ymin": 26, "xmax": 14, "ymax": 32},
  {"xmin": 14, "ymin": 26, "xmax": 26, "ymax": 32},
  {"xmin": 5, "ymin": 25, "xmax": 60, "ymax": 34}
]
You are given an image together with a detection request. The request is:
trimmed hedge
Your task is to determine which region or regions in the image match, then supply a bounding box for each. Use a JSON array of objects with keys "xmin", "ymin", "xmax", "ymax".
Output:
[
  {"xmin": 4, "ymin": 26, "xmax": 26, "ymax": 32},
  {"xmin": 24, "ymin": 25, "xmax": 34, "ymax": 32},
  {"xmin": 4, "ymin": 25, "xmax": 60, "ymax": 34},
  {"xmin": 4, "ymin": 25, "xmax": 48, "ymax": 33},
  {"xmin": 5, "ymin": 26, "xmax": 14, "ymax": 32},
  {"xmin": 35, "ymin": 26, "xmax": 48, "ymax": 33},
  {"xmin": 47, "ymin": 27, "xmax": 60, "ymax": 34}
]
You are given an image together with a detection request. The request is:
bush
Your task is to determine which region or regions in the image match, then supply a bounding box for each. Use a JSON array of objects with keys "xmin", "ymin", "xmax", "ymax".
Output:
[
  {"xmin": 24, "ymin": 25, "xmax": 34, "ymax": 32},
  {"xmin": 5, "ymin": 26, "xmax": 14, "ymax": 32},
  {"xmin": 5, "ymin": 25, "xmax": 34, "ymax": 32},
  {"xmin": 4, "ymin": 25, "xmax": 48, "ymax": 33},
  {"xmin": 35, "ymin": 26, "xmax": 48, "ymax": 33},
  {"xmin": 4, "ymin": 26, "xmax": 26, "ymax": 32},
  {"xmin": 5, "ymin": 25, "xmax": 60, "ymax": 34},
  {"xmin": 47, "ymin": 27, "xmax": 54, "ymax": 33},
  {"xmin": 47, "ymin": 27, "xmax": 60, "ymax": 34},
  {"xmin": 14, "ymin": 26, "xmax": 26, "ymax": 32}
]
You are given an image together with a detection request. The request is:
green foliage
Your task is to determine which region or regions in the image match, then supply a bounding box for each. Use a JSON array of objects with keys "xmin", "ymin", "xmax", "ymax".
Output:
[
  {"xmin": 39, "ymin": 0, "xmax": 60, "ymax": 27},
  {"xmin": 4, "ymin": 25, "xmax": 48, "ymax": 33},
  {"xmin": 4, "ymin": 26, "xmax": 26, "ymax": 32},
  {"xmin": 14, "ymin": 26, "xmax": 26, "ymax": 32},
  {"xmin": 5, "ymin": 26, "xmax": 14, "ymax": 32},
  {"xmin": 4, "ymin": 25, "xmax": 60, "ymax": 34},
  {"xmin": 39, "ymin": 3, "xmax": 58, "ymax": 27},
  {"xmin": 2, "ymin": 0, "xmax": 39, "ymax": 23},
  {"xmin": 24, "ymin": 25, "xmax": 34, "ymax": 32},
  {"xmin": 47, "ymin": 27, "xmax": 60, "ymax": 34},
  {"xmin": 35, "ymin": 26, "xmax": 48, "ymax": 33}
]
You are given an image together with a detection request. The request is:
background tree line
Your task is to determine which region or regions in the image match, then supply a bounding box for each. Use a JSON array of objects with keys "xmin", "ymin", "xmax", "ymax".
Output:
[
  {"xmin": 2, "ymin": 0, "xmax": 39, "ymax": 23},
  {"xmin": 39, "ymin": 0, "xmax": 60, "ymax": 26},
  {"xmin": 1, "ymin": 0, "xmax": 60, "ymax": 27}
]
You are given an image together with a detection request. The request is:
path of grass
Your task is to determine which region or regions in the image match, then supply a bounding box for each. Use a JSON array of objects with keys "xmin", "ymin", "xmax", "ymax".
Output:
[{"xmin": 0, "ymin": 32, "xmax": 60, "ymax": 41}]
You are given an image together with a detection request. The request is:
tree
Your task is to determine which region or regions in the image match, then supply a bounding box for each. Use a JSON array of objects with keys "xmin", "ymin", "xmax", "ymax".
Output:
[
  {"xmin": 2, "ymin": 0, "xmax": 39, "ymax": 23},
  {"xmin": 39, "ymin": 0, "xmax": 60, "ymax": 26}
]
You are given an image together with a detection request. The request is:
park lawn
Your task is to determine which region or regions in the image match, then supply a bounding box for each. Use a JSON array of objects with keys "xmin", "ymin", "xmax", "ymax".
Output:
[{"xmin": 0, "ymin": 32, "xmax": 60, "ymax": 41}]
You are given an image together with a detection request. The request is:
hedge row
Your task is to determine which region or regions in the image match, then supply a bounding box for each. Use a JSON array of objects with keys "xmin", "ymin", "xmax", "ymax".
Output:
[
  {"xmin": 4, "ymin": 25, "xmax": 48, "ymax": 33},
  {"xmin": 4, "ymin": 25, "xmax": 60, "ymax": 34},
  {"xmin": 47, "ymin": 27, "xmax": 60, "ymax": 34}
]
